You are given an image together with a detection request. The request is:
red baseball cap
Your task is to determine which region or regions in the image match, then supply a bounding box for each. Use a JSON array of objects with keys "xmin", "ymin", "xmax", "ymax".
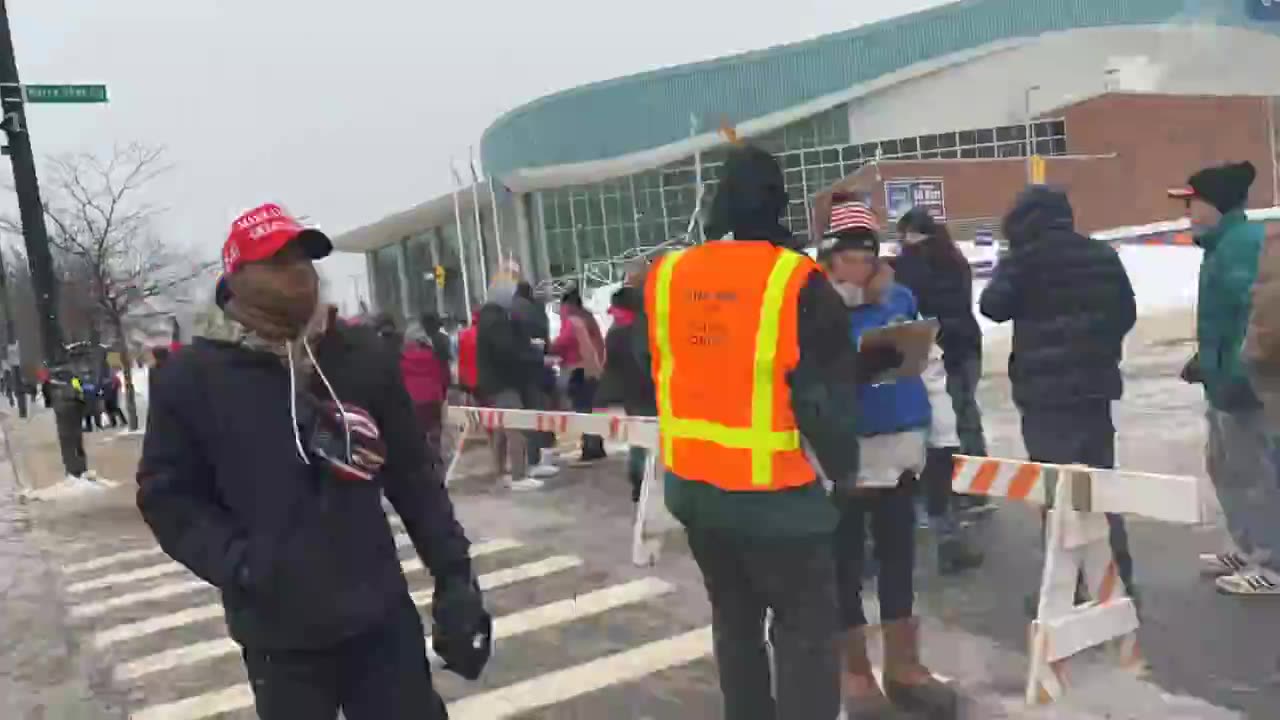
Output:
[{"xmin": 222, "ymin": 203, "xmax": 332, "ymax": 274}]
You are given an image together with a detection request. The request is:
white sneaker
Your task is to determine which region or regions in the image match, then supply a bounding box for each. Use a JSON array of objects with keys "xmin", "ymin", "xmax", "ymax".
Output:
[
  {"xmin": 503, "ymin": 476, "xmax": 545, "ymax": 492},
  {"xmin": 1216, "ymin": 567, "xmax": 1280, "ymax": 595},
  {"xmin": 1200, "ymin": 551, "xmax": 1250, "ymax": 577},
  {"xmin": 528, "ymin": 464, "xmax": 560, "ymax": 479}
]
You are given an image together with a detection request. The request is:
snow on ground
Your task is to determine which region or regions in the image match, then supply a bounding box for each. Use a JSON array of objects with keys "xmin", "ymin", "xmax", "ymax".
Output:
[{"xmin": 20, "ymin": 474, "xmax": 119, "ymax": 502}]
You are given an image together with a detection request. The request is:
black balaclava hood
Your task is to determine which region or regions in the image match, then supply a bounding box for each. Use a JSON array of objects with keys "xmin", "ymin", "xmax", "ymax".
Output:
[
  {"xmin": 704, "ymin": 144, "xmax": 793, "ymax": 247},
  {"xmin": 1002, "ymin": 185, "xmax": 1075, "ymax": 249}
]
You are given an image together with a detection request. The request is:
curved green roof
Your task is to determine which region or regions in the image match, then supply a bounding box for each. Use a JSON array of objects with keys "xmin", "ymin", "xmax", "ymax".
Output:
[{"xmin": 480, "ymin": 0, "xmax": 1267, "ymax": 176}]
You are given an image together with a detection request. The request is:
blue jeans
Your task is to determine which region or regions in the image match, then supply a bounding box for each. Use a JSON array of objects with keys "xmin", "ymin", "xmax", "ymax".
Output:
[{"xmin": 1206, "ymin": 407, "xmax": 1280, "ymax": 572}]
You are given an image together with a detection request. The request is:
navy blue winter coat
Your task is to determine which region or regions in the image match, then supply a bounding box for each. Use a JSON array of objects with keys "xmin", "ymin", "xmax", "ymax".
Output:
[{"xmin": 137, "ymin": 323, "xmax": 472, "ymax": 650}]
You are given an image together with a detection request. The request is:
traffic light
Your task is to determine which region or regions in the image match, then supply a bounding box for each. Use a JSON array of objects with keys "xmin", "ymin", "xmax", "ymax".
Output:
[{"xmin": 435, "ymin": 265, "xmax": 446, "ymax": 287}]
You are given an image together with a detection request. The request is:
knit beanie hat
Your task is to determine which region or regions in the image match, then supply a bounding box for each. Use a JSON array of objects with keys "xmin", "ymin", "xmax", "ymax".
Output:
[
  {"xmin": 818, "ymin": 194, "xmax": 880, "ymax": 259},
  {"xmin": 1176, "ymin": 161, "xmax": 1256, "ymax": 214}
]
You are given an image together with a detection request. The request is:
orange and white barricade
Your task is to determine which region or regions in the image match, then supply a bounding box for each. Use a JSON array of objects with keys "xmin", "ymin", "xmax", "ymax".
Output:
[
  {"xmin": 953, "ymin": 455, "xmax": 1203, "ymax": 705},
  {"xmin": 444, "ymin": 406, "xmax": 678, "ymax": 567}
]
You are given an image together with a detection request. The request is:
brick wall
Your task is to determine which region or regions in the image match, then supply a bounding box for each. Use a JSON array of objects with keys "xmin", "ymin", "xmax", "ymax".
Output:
[{"xmin": 816, "ymin": 93, "xmax": 1277, "ymax": 236}]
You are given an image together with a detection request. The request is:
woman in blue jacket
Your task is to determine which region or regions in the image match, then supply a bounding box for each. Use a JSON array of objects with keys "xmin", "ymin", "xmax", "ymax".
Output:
[{"xmin": 819, "ymin": 197, "xmax": 956, "ymax": 719}]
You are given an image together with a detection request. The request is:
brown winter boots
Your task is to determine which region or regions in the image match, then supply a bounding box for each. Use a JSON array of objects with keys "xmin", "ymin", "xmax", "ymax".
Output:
[{"xmin": 841, "ymin": 619, "xmax": 959, "ymax": 719}]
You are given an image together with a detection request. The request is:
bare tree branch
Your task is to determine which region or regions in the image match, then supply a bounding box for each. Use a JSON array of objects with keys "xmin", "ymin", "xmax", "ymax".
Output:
[{"xmin": 37, "ymin": 143, "xmax": 212, "ymax": 430}]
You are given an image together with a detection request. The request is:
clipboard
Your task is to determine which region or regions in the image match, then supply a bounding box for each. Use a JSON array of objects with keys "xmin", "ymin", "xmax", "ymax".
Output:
[{"xmin": 857, "ymin": 318, "xmax": 939, "ymax": 384}]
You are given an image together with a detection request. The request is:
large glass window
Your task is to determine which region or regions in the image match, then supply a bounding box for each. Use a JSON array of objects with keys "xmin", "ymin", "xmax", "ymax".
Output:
[
  {"xmin": 530, "ymin": 110, "xmax": 1070, "ymax": 279},
  {"xmin": 371, "ymin": 245, "xmax": 402, "ymax": 319},
  {"xmin": 404, "ymin": 234, "xmax": 436, "ymax": 317}
]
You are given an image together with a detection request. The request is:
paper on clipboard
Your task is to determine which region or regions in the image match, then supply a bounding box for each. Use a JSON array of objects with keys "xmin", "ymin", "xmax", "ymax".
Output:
[{"xmin": 858, "ymin": 319, "xmax": 939, "ymax": 384}]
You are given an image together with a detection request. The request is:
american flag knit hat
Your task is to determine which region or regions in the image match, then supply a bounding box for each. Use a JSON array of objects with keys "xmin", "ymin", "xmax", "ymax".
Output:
[{"xmin": 819, "ymin": 194, "xmax": 880, "ymax": 256}]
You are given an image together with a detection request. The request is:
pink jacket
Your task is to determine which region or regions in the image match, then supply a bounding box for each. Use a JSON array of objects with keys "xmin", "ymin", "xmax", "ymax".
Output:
[
  {"xmin": 551, "ymin": 314, "xmax": 604, "ymax": 379},
  {"xmin": 400, "ymin": 346, "xmax": 448, "ymax": 405}
]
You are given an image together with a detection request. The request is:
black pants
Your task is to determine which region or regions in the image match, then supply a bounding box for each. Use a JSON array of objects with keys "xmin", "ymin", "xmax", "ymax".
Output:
[
  {"xmin": 687, "ymin": 529, "xmax": 840, "ymax": 720},
  {"xmin": 834, "ymin": 476, "xmax": 917, "ymax": 628},
  {"xmin": 104, "ymin": 402, "xmax": 127, "ymax": 428},
  {"xmin": 242, "ymin": 597, "xmax": 448, "ymax": 720},
  {"xmin": 54, "ymin": 401, "xmax": 87, "ymax": 476},
  {"xmin": 1021, "ymin": 403, "xmax": 1137, "ymax": 601},
  {"xmin": 567, "ymin": 368, "xmax": 605, "ymax": 458},
  {"xmin": 921, "ymin": 446, "xmax": 956, "ymax": 521},
  {"xmin": 520, "ymin": 384, "xmax": 555, "ymax": 466}
]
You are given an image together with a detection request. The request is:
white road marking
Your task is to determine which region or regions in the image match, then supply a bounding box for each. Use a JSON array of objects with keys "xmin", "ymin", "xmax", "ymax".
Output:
[
  {"xmin": 93, "ymin": 538, "xmax": 522, "ymax": 649},
  {"xmin": 72, "ymin": 579, "xmax": 210, "ymax": 622},
  {"xmin": 125, "ymin": 555, "xmax": 590, "ymax": 720},
  {"xmin": 426, "ymin": 576, "xmax": 675, "ymax": 665},
  {"xmin": 65, "ymin": 547, "xmax": 164, "ymax": 575},
  {"xmin": 70, "ymin": 534, "xmax": 418, "ymax": 620},
  {"xmin": 447, "ymin": 626, "xmax": 715, "ymax": 718},
  {"xmin": 67, "ymin": 561, "xmax": 187, "ymax": 595},
  {"xmin": 117, "ymin": 573, "xmax": 662, "ymax": 684},
  {"xmin": 130, "ymin": 685, "xmax": 251, "ymax": 720},
  {"xmin": 410, "ymin": 555, "xmax": 582, "ymax": 605}
]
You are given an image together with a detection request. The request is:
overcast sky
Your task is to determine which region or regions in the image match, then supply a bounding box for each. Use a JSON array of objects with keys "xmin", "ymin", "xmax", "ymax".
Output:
[{"xmin": 8, "ymin": 0, "xmax": 949, "ymax": 307}]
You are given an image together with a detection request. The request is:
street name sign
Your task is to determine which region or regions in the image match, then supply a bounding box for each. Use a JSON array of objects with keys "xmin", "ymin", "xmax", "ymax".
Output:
[{"xmin": 23, "ymin": 84, "xmax": 108, "ymax": 103}]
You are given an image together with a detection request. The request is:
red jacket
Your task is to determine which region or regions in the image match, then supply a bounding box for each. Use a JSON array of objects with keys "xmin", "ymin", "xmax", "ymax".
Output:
[
  {"xmin": 457, "ymin": 325, "xmax": 479, "ymax": 392},
  {"xmin": 400, "ymin": 346, "xmax": 448, "ymax": 405}
]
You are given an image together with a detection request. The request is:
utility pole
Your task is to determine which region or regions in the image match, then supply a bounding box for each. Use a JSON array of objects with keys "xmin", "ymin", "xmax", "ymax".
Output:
[
  {"xmin": 0, "ymin": 0, "xmax": 85, "ymax": 476},
  {"xmin": 0, "ymin": 245, "xmax": 27, "ymax": 418}
]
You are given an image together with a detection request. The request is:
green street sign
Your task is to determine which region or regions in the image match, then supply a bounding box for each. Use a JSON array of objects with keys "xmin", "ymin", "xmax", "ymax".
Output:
[{"xmin": 23, "ymin": 84, "xmax": 108, "ymax": 104}]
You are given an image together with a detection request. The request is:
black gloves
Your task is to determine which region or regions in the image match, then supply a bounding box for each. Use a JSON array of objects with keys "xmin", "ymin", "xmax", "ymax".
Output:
[
  {"xmin": 1180, "ymin": 353, "xmax": 1203, "ymax": 385},
  {"xmin": 431, "ymin": 573, "xmax": 493, "ymax": 680},
  {"xmin": 855, "ymin": 344, "xmax": 905, "ymax": 384}
]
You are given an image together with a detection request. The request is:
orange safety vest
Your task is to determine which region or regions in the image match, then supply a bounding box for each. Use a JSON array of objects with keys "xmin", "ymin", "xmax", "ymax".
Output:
[{"xmin": 646, "ymin": 240, "xmax": 819, "ymax": 491}]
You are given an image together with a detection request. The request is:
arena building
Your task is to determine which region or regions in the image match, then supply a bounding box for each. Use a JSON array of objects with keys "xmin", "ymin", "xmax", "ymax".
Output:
[{"xmin": 335, "ymin": 0, "xmax": 1280, "ymax": 321}]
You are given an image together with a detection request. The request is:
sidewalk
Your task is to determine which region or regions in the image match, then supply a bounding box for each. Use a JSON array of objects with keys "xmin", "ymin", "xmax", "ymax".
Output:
[{"xmin": 1, "ymin": 403, "xmax": 146, "ymax": 495}]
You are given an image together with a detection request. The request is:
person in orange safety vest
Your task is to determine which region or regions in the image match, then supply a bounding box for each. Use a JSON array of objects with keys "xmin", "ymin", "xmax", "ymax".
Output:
[{"xmin": 641, "ymin": 145, "xmax": 899, "ymax": 720}]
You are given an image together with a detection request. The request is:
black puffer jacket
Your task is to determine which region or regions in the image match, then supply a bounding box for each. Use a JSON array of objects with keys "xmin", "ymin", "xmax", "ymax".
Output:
[
  {"xmin": 891, "ymin": 246, "xmax": 982, "ymax": 369},
  {"xmin": 137, "ymin": 323, "xmax": 473, "ymax": 650},
  {"xmin": 476, "ymin": 302, "xmax": 543, "ymax": 399},
  {"xmin": 980, "ymin": 187, "xmax": 1136, "ymax": 408}
]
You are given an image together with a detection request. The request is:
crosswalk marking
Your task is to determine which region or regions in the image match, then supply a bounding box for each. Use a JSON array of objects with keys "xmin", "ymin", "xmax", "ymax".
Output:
[
  {"xmin": 92, "ymin": 539, "xmax": 524, "ymax": 649},
  {"xmin": 125, "ymin": 555, "xmax": 592, "ymax": 719},
  {"xmin": 447, "ymin": 626, "xmax": 714, "ymax": 718},
  {"xmin": 67, "ymin": 533, "xmax": 418, "ymax": 597},
  {"xmin": 410, "ymin": 555, "xmax": 582, "ymax": 604},
  {"xmin": 72, "ymin": 580, "xmax": 214, "ymax": 622},
  {"xmin": 65, "ymin": 547, "xmax": 164, "ymax": 575},
  {"xmin": 112, "ymin": 550, "xmax": 591, "ymax": 681},
  {"xmin": 130, "ymin": 684, "xmax": 249, "ymax": 720},
  {"xmin": 117, "ymin": 575, "xmax": 670, "ymax": 684},
  {"xmin": 70, "ymin": 534, "xmax": 418, "ymax": 621},
  {"xmin": 67, "ymin": 560, "xmax": 189, "ymax": 595}
]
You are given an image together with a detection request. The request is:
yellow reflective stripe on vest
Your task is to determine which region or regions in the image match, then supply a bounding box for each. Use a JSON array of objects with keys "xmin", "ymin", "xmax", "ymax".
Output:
[
  {"xmin": 652, "ymin": 250, "xmax": 685, "ymax": 463},
  {"xmin": 749, "ymin": 251, "xmax": 804, "ymax": 485},
  {"xmin": 653, "ymin": 248, "xmax": 803, "ymax": 488}
]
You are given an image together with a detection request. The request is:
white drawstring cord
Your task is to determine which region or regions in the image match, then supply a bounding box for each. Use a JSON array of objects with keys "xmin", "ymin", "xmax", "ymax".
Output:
[
  {"xmin": 286, "ymin": 340, "xmax": 310, "ymax": 465},
  {"xmin": 304, "ymin": 336, "xmax": 351, "ymax": 460}
]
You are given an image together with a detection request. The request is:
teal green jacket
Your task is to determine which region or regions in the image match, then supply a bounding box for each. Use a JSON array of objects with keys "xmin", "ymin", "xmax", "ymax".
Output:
[{"xmin": 1197, "ymin": 210, "xmax": 1264, "ymax": 411}]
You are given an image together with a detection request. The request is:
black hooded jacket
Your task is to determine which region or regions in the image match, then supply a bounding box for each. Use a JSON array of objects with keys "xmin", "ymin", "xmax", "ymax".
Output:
[
  {"xmin": 891, "ymin": 243, "xmax": 982, "ymax": 370},
  {"xmin": 980, "ymin": 187, "xmax": 1136, "ymax": 408},
  {"xmin": 137, "ymin": 322, "xmax": 472, "ymax": 650}
]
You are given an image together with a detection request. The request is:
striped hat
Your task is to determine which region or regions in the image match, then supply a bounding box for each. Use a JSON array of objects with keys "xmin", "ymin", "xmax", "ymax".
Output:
[
  {"xmin": 818, "ymin": 195, "xmax": 880, "ymax": 257},
  {"xmin": 826, "ymin": 196, "xmax": 880, "ymax": 237}
]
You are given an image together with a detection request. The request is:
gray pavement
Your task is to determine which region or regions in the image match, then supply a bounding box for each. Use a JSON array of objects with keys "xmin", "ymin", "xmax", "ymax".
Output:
[{"xmin": 0, "ymin": 311, "xmax": 1273, "ymax": 718}]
